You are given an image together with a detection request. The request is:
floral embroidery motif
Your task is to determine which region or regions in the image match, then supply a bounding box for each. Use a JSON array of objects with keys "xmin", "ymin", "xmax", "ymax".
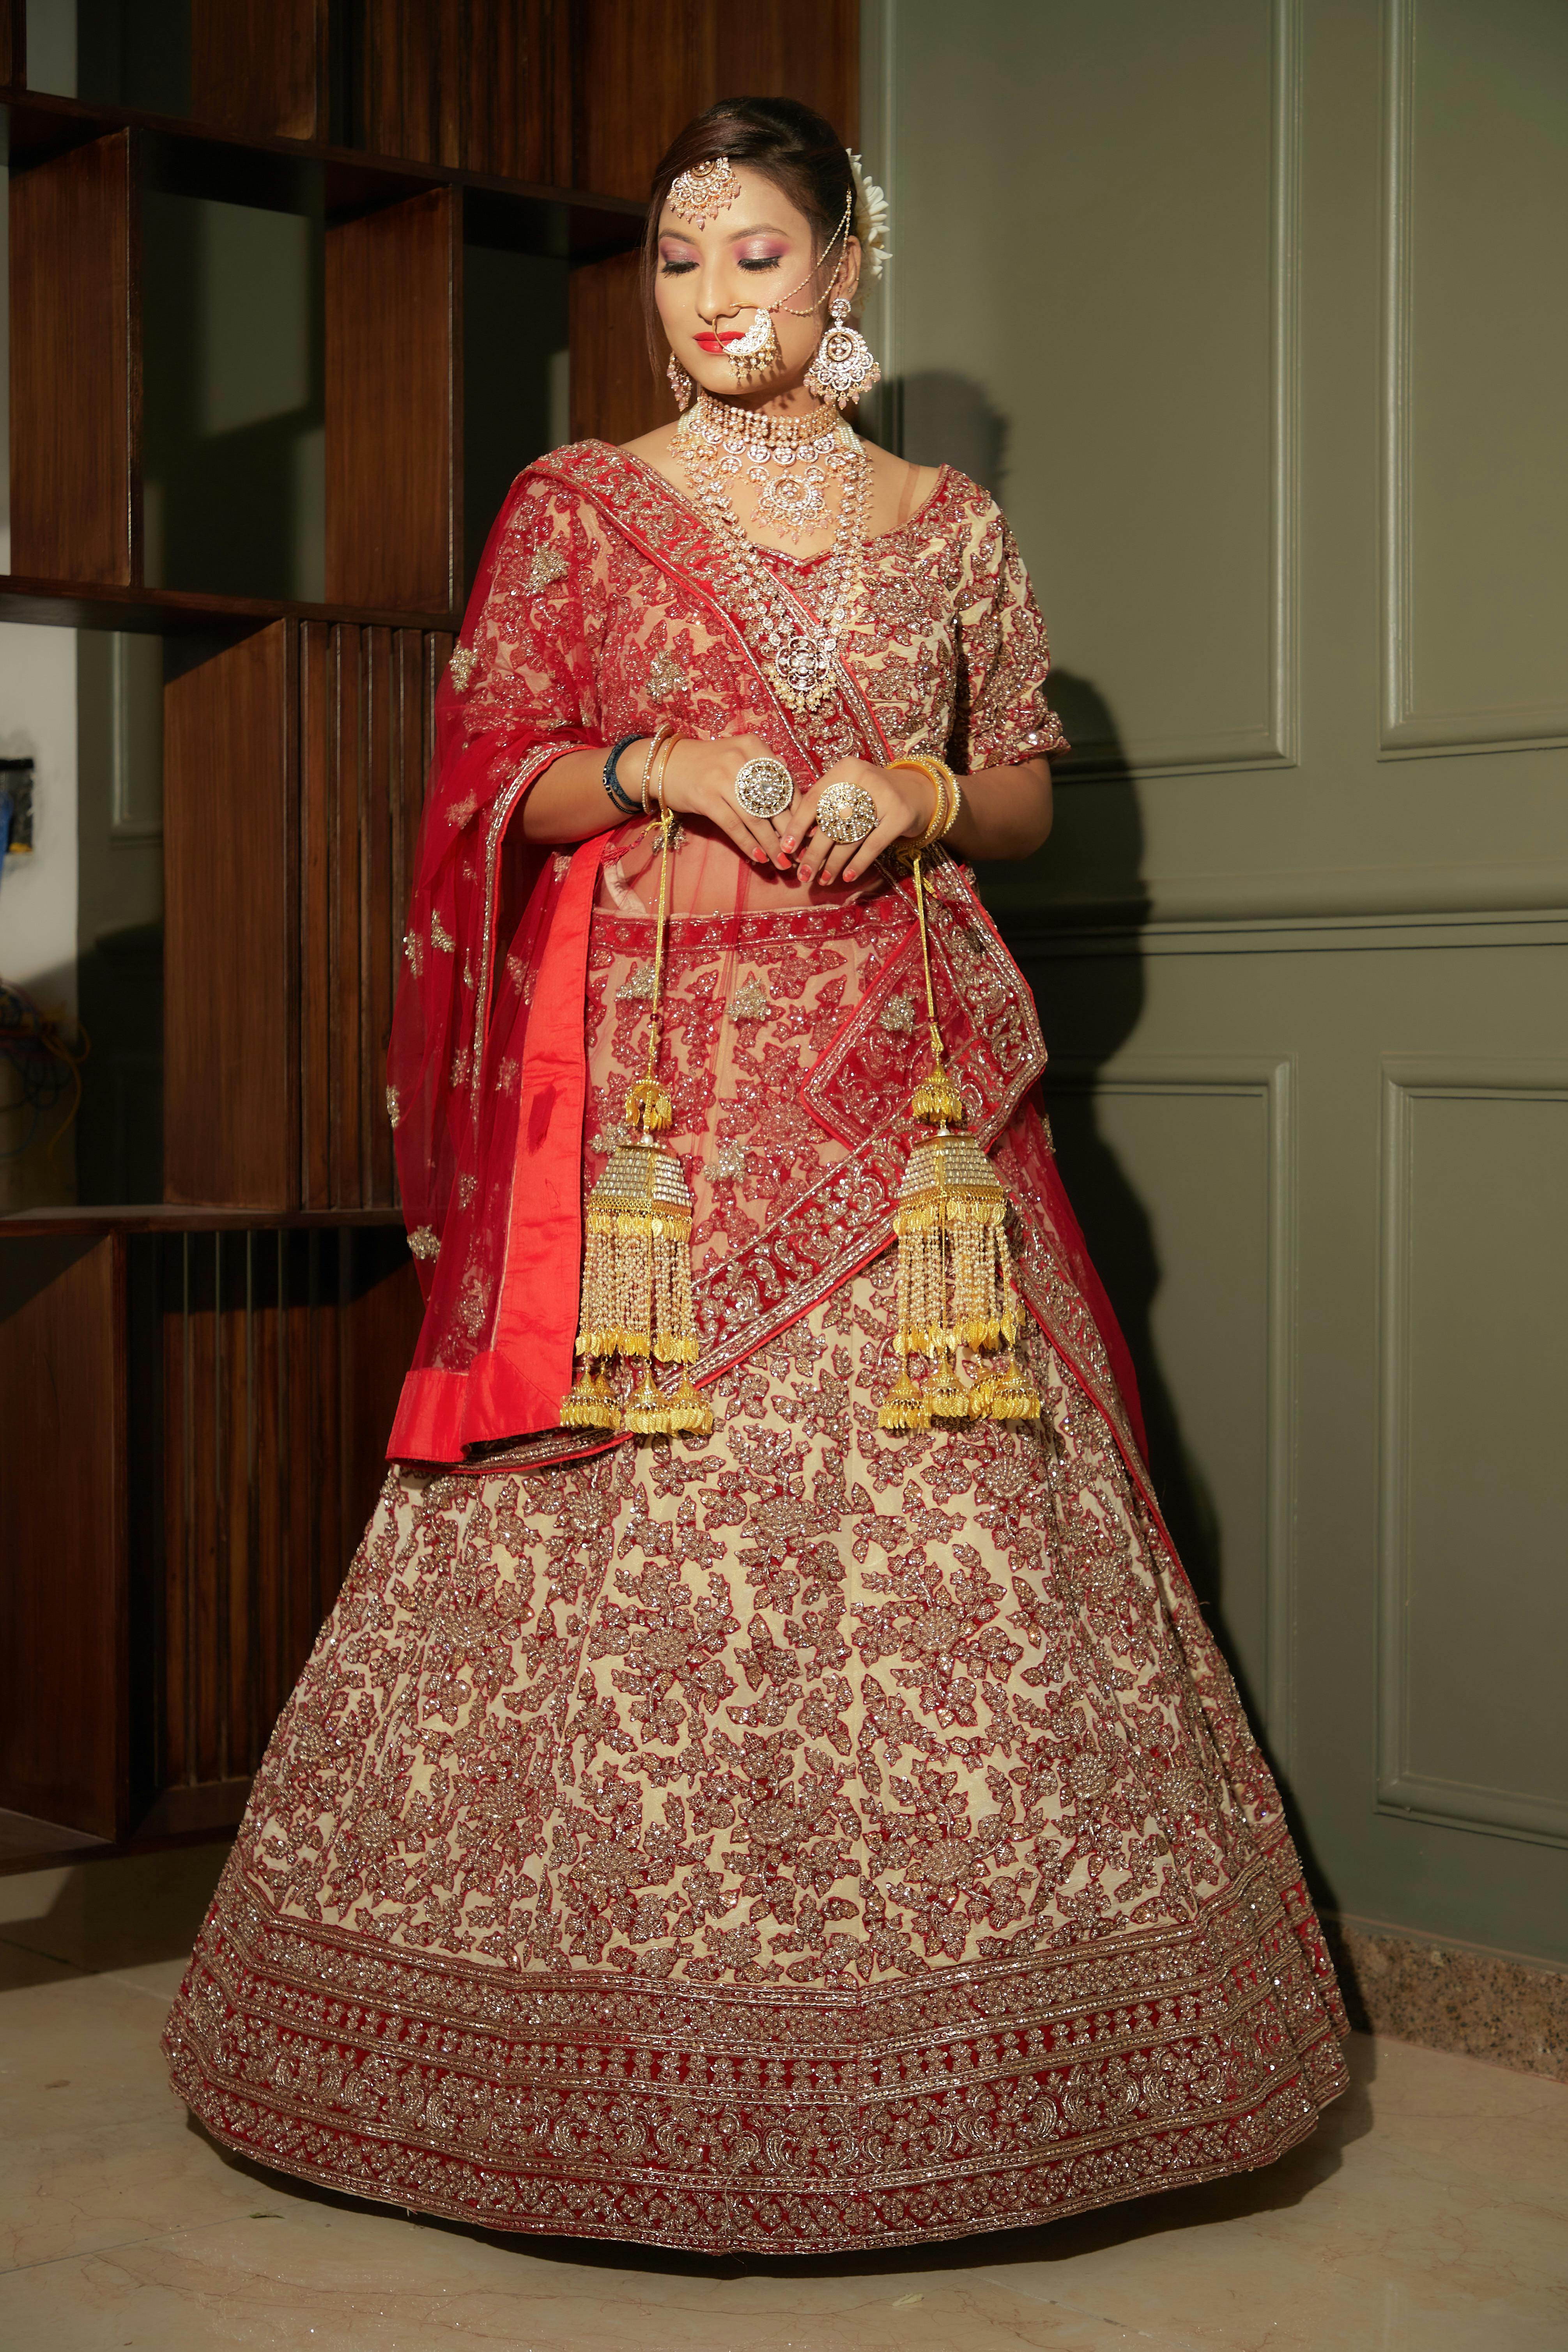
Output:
[
  {"xmin": 408, "ymin": 1226, "xmax": 439, "ymax": 1260},
  {"xmin": 431, "ymin": 912, "xmax": 456, "ymax": 954},
  {"xmin": 448, "ymin": 645, "xmax": 476, "ymax": 692},
  {"xmin": 385, "ymin": 1085, "xmax": 400, "ymax": 1128},
  {"xmin": 730, "ymin": 972, "xmax": 770, "ymax": 1021},
  {"xmin": 616, "ymin": 960, "xmax": 658, "ymax": 1003},
  {"xmin": 879, "ymin": 992, "xmax": 915, "ymax": 1035},
  {"xmin": 709, "ymin": 1141, "xmax": 747, "ymax": 1182},
  {"xmin": 527, "ymin": 542, "xmax": 570, "ymax": 594},
  {"xmin": 647, "ymin": 650, "xmax": 687, "ymax": 701}
]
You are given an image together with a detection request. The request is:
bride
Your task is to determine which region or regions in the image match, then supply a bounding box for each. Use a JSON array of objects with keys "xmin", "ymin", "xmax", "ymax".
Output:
[{"xmin": 165, "ymin": 94, "xmax": 1347, "ymax": 2254}]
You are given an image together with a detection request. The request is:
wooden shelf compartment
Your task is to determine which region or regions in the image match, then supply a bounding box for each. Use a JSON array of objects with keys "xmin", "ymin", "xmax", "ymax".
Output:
[
  {"xmin": 0, "ymin": 572, "xmax": 462, "ymax": 635},
  {"xmin": 162, "ymin": 619, "xmax": 448, "ymax": 1215},
  {"xmin": 0, "ymin": 1214, "xmax": 421, "ymax": 1854},
  {"xmin": 0, "ymin": 88, "xmax": 644, "ymax": 256},
  {"xmin": 7, "ymin": 125, "xmax": 140, "ymax": 584}
]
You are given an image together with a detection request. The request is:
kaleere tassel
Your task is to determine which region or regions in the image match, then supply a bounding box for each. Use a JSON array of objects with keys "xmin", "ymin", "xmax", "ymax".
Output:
[
  {"xmin": 878, "ymin": 851, "xmax": 1041, "ymax": 1431},
  {"xmin": 560, "ymin": 800, "xmax": 714, "ymax": 1440}
]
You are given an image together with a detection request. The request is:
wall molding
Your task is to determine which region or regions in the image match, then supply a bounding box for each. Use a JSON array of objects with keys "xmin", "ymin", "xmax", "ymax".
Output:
[
  {"xmin": 1064, "ymin": 0, "xmax": 1301, "ymax": 781},
  {"xmin": 871, "ymin": 0, "xmax": 1301, "ymax": 783},
  {"xmin": 1043, "ymin": 1054, "xmax": 1298, "ymax": 1761},
  {"xmin": 998, "ymin": 900, "xmax": 1568, "ymax": 961},
  {"xmin": 1379, "ymin": 0, "xmax": 1568, "ymax": 759},
  {"xmin": 1377, "ymin": 1057, "xmax": 1568, "ymax": 1847}
]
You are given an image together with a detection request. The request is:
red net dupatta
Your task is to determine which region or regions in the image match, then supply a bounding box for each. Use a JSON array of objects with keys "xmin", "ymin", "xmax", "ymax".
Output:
[{"xmin": 384, "ymin": 445, "xmax": 1149, "ymax": 1517}]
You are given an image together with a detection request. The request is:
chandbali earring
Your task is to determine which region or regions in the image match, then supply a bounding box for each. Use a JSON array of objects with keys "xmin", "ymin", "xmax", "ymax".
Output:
[
  {"xmin": 666, "ymin": 354, "xmax": 693, "ymax": 412},
  {"xmin": 727, "ymin": 302, "xmax": 782, "ymax": 380},
  {"xmin": 805, "ymin": 297, "xmax": 881, "ymax": 409}
]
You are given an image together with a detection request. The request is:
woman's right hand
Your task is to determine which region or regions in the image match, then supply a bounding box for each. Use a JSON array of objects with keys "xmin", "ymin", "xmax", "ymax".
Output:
[{"xmin": 658, "ymin": 734, "xmax": 795, "ymax": 868}]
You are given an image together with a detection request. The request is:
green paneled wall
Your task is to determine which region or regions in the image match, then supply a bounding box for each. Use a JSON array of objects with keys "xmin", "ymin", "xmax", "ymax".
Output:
[{"xmin": 863, "ymin": 0, "xmax": 1568, "ymax": 1963}]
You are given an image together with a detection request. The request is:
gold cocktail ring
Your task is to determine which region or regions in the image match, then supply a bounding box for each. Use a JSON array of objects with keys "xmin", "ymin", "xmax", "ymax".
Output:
[
  {"xmin": 733, "ymin": 755, "xmax": 795, "ymax": 821},
  {"xmin": 814, "ymin": 779, "xmax": 879, "ymax": 846}
]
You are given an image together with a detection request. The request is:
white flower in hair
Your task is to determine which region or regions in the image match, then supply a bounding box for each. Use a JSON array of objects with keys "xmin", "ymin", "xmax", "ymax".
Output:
[{"xmin": 847, "ymin": 150, "xmax": 890, "ymax": 281}]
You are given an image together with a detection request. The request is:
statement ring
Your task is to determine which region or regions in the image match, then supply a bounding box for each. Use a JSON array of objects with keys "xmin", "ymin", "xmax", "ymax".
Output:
[
  {"xmin": 733, "ymin": 755, "xmax": 795, "ymax": 821},
  {"xmin": 815, "ymin": 779, "xmax": 880, "ymax": 846}
]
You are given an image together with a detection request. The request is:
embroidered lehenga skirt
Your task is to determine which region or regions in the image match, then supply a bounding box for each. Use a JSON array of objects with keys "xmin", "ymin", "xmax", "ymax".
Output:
[{"xmin": 165, "ymin": 879, "xmax": 1349, "ymax": 2253}]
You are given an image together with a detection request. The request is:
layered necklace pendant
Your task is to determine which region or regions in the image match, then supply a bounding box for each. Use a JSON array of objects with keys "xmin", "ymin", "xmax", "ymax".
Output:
[{"xmin": 675, "ymin": 389, "xmax": 871, "ymax": 717}]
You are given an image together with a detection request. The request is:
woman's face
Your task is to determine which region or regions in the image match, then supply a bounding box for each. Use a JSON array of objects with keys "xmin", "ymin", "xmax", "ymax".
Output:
[{"xmin": 655, "ymin": 163, "xmax": 860, "ymax": 403}]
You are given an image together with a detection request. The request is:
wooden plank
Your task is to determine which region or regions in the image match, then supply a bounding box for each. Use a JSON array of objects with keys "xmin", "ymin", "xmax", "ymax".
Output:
[
  {"xmin": 358, "ymin": 0, "xmax": 568, "ymax": 182},
  {"xmin": 718, "ymin": 3, "xmax": 860, "ymax": 145},
  {"xmin": 0, "ymin": 1237, "xmax": 128, "ymax": 1839},
  {"xmin": 572, "ymin": 0, "xmax": 859, "ymax": 207},
  {"xmin": 8, "ymin": 130, "xmax": 140, "ymax": 584},
  {"xmin": 326, "ymin": 189, "xmax": 460, "ymax": 618},
  {"xmin": 163, "ymin": 623, "xmax": 296, "ymax": 1206},
  {"xmin": 160, "ymin": 1234, "xmax": 191, "ymax": 1791},
  {"xmin": 573, "ymin": 0, "xmax": 713, "ymax": 204},
  {"xmin": 299, "ymin": 623, "xmax": 334, "ymax": 1209},
  {"xmin": 330, "ymin": 628, "xmax": 364, "ymax": 1206},
  {"xmin": 569, "ymin": 245, "xmax": 664, "ymax": 446},
  {"xmin": 362, "ymin": 628, "xmax": 396, "ymax": 1207},
  {"xmin": 339, "ymin": 1230, "xmax": 422, "ymax": 1577},
  {"xmin": 465, "ymin": 0, "xmax": 571, "ymax": 184},
  {"xmin": 0, "ymin": 1, "xmax": 25, "ymax": 88},
  {"xmin": 189, "ymin": 0, "xmax": 328, "ymax": 142}
]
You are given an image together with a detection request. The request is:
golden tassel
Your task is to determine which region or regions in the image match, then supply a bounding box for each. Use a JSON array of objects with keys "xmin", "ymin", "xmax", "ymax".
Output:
[
  {"xmin": 560, "ymin": 802, "xmax": 713, "ymax": 1440},
  {"xmin": 878, "ymin": 853, "xmax": 1040, "ymax": 1431}
]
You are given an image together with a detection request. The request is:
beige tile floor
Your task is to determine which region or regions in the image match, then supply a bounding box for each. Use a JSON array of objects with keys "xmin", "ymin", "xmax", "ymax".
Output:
[{"xmin": 0, "ymin": 1846, "xmax": 1564, "ymax": 2352}]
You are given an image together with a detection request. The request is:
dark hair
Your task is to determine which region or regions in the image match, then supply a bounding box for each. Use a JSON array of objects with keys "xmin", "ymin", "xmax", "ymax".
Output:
[{"xmin": 641, "ymin": 96, "xmax": 856, "ymax": 378}]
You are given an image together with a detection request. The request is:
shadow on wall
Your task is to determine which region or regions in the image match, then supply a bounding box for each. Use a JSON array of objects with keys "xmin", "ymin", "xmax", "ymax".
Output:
[{"xmin": 892, "ymin": 371, "xmax": 1270, "ymax": 1743}]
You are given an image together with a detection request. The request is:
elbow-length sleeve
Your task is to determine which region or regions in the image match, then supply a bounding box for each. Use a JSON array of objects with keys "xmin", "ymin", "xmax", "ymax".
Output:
[{"xmin": 947, "ymin": 497, "xmax": 1069, "ymax": 773}]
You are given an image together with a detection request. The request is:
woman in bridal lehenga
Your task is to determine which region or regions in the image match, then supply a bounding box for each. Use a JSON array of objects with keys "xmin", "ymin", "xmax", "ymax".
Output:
[{"xmin": 165, "ymin": 96, "xmax": 1347, "ymax": 2254}]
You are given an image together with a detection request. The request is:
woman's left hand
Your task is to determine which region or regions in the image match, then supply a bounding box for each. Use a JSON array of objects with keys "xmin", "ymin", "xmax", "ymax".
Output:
[{"xmin": 781, "ymin": 758, "xmax": 936, "ymax": 886}]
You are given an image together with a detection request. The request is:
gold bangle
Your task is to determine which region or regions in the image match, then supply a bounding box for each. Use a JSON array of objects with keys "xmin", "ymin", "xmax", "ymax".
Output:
[
  {"xmin": 639, "ymin": 723, "xmax": 676, "ymax": 814},
  {"xmin": 888, "ymin": 756, "xmax": 956, "ymax": 854},
  {"xmin": 649, "ymin": 729, "xmax": 681, "ymax": 814}
]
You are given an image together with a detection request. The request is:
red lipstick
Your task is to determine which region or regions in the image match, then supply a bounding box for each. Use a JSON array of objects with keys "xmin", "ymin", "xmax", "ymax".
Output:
[{"xmin": 694, "ymin": 331, "xmax": 744, "ymax": 353}]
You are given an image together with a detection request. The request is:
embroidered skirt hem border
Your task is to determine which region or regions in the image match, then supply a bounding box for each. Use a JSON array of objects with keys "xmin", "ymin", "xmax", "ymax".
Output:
[{"xmin": 164, "ymin": 1842, "xmax": 1350, "ymax": 2256}]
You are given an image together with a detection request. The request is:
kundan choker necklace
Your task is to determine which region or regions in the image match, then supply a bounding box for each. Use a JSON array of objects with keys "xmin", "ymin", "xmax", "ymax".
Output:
[{"xmin": 675, "ymin": 392, "xmax": 872, "ymax": 709}]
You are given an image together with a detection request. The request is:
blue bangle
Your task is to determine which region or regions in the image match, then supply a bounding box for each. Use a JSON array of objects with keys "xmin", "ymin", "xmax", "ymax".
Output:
[{"xmin": 602, "ymin": 734, "xmax": 642, "ymax": 816}]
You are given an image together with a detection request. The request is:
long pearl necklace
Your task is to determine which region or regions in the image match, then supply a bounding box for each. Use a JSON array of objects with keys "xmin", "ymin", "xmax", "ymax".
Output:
[{"xmin": 675, "ymin": 391, "xmax": 872, "ymax": 714}]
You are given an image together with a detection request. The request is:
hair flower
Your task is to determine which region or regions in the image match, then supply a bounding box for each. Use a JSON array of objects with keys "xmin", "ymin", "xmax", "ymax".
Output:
[{"xmin": 847, "ymin": 150, "xmax": 890, "ymax": 281}]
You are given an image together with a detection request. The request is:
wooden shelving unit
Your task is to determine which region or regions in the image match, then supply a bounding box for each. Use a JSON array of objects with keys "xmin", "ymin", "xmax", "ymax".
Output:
[{"xmin": 0, "ymin": 0, "xmax": 857, "ymax": 1872}]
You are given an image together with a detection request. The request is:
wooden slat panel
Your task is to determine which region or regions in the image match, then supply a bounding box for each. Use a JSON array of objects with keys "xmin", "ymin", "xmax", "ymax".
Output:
[
  {"xmin": 340, "ymin": 1230, "xmax": 425, "ymax": 1568},
  {"xmin": 299, "ymin": 623, "xmax": 334, "ymax": 1209},
  {"xmin": 362, "ymin": 628, "xmax": 397, "ymax": 1205},
  {"xmin": 326, "ymin": 189, "xmax": 460, "ymax": 618},
  {"xmin": 573, "ymin": 0, "xmax": 714, "ymax": 203},
  {"xmin": 0, "ymin": 1, "xmax": 26, "ymax": 87},
  {"xmin": 8, "ymin": 130, "xmax": 140, "ymax": 584},
  {"xmin": 153, "ymin": 1221, "xmax": 421, "ymax": 1805},
  {"xmin": 717, "ymin": 3, "xmax": 859, "ymax": 146},
  {"xmin": 186, "ymin": 1235, "xmax": 222, "ymax": 1782},
  {"xmin": 358, "ymin": 0, "xmax": 569, "ymax": 181},
  {"xmin": 572, "ymin": 0, "xmax": 859, "ymax": 205},
  {"xmin": 160, "ymin": 1234, "xmax": 192, "ymax": 1789},
  {"xmin": 163, "ymin": 624, "xmax": 297, "ymax": 1207},
  {"xmin": 464, "ymin": 0, "xmax": 571, "ymax": 182},
  {"xmin": 190, "ymin": 0, "xmax": 328, "ymax": 141},
  {"xmin": 330, "ymin": 626, "xmax": 365, "ymax": 1204},
  {"xmin": 0, "ymin": 1237, "xmax": 127, "ymax": 1839}
]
